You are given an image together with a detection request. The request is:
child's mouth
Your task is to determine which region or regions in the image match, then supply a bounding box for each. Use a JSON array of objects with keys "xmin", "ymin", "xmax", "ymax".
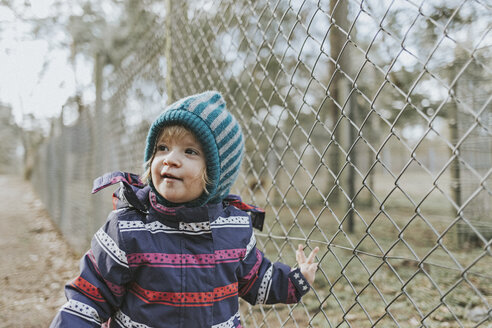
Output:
[{"xmin": 162, "ymin": 173, "xmax": 182, "ymax": 181}]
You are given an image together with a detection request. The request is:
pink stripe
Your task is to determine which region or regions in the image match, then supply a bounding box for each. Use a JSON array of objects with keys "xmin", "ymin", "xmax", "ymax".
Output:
[
  {"xmin": 127, "ymin": 249, "xmax": 247, "ymax": 267},
  {"xmin": 111, "ymin": 176, "xmax": 124, "ymax": 184},
  {"xmin": 216, "ymin": 259, "xmax": 241, "ymax": 264},
  {"xmin": 242, "ymin": 249, "xmax": 262, "ymax": 280},
  {"xmin": 128, "ymin": 253, "xmax": 215, "ymax": 266},
  {"xmin": 149, "ymin": 191, "xmax": 178, "ymax": 214},
  {"xmin": 88, "ymin": 250, "xmax": 126, "ymax": 296},
  {"xmin": 286, "ymin": 278, "xmax": 298, "ymax": 304},
  {"xmin": 137, "ymin": 264, "xmax": 215, "ymax": 268},
  {"xmin": 215, "ymin": 249, "xmax": 246, "ymax": 261}
]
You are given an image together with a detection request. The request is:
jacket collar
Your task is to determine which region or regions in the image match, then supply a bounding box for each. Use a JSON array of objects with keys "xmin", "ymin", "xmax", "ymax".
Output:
[
  {"xmin": 92, "ymin": 172, "xmax": 227, "ymax": 224},
  {"xmin": 147, "ymin": 189, "xmax": 225, "ymax": 223}
]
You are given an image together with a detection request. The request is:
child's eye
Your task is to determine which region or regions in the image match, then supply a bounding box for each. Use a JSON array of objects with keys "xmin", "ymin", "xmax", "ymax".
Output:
[
  {"xmin": 157, "ymin": 144, "xmax": 168, "ymax": 152},
  {"xmin": 185, "ymin": 148, "xmax": 199, "ymax": 155}
]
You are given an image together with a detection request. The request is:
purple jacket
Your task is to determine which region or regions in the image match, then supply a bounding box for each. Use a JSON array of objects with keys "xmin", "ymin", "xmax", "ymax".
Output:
[{"xmin": 50, "ymin": 172, "xmax": 311, "ymax": 328}]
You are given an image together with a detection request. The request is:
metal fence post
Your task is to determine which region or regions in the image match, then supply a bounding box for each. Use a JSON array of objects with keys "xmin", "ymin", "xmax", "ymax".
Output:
[{"xmin": 165, "ymin": 0, "xmax": 173, "ymax": 105}]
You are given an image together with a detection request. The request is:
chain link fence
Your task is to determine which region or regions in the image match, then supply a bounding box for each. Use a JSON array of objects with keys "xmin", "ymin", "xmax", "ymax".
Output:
[{"xmin": 31, "ymin": 0, "xmax": 491, "ymax": 326}]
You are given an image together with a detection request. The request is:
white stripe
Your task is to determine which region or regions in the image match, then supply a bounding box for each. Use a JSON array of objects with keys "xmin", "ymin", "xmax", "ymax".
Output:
[
  {"xmin": 119, "ymin": 220, "xmax": 211, "ymax": 235},
  {"xmin": 61, "ymin": 310, "xmax": 101, "ymax": 325},
  {"xmin": 211, "ymin": 216, "xmax": 249, "ymax": 229},
  {"xmin": 179, "ymin": 221, "xmax": 211, "ymax": 232},
  {"xmin": 61, "ymin": 300, "xmax": 101, "ymax": 324},
  {"xmin": 256, "ymin": 264, "xmax": 273, "ymax": 304},
  {"xmin": 212, "ymin": 311, "xmax": 241, "ymax": 328},
  {"xmin": 219, "ymin": 129, "xmax": 241, "ymax": 156},
  {"xmin": 219, "ymin": 155, "xmax": 242, "ymax": 185},
  {"xmin": 187, "ymin": 92, "xmax": 216, "ymax": 113},
  {"xmin": 218, "ymin": 153, "xmax": 242, "ymax": 189},
  {"xmin": 123, "ymin": 227, "xmax": 211, "ymax": 236},
  {"xmin": 216, "ymin": 137, "xmax": 243, "ymax": 198},
  {"xmin": 209, "ymin": 109, "xmax": 228, "ymax": 131},
  {"xmin": 119, "ymin": 221, "xmax": 146, "ymax": 229},
  {"xmin": 212, "ymin": 216, "xmax": 249, "ymax": 225},
  {"xmin": 114, "ymin": 310, "xmax": 151, "ymax": 328},
  {"xmin": 217, "ymin": 175, "xmax": 238, "ymax": 199},
  {"xmin": 212, "ymin": 224, "xmax": 250, "ymax": 229},
  {"xmin": 265, "ymin": 275, "xmax": 273, "ymax": 303},
  {"xmin": 219, "ymin": 139, "xmax": 243, "ymax": 172},
  {"xmin": 200, "ymin": 97, "xmax": 225, "ymax": 121},
  {"xmin": 218, "ymin": 171, "xmax": 238, "ymax": 193},
  {"xmin": 95, "ymin": 228, "xmax": 128, "ymax": 267},
  {"xmin": 245, "ymin": 233, "xmax": 256, "ymax": 259},
  {"xmin": 215, "ymin": 120, "xmax": 236, "ymax": 143}
]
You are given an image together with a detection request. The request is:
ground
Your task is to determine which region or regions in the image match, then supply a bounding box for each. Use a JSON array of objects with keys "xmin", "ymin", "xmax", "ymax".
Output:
[{"xmin": 0, "ymin": 175, "xmax": 79, "ymax": 328}]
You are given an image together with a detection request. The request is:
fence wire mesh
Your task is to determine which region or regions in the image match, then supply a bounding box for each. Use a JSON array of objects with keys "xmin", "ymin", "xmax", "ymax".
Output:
[{"xmin": 31, "ymin": 0, "xmax": 491, "ymax": 327}]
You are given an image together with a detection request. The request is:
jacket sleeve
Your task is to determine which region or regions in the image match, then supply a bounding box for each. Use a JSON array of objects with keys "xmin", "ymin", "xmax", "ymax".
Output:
[
  {"xmin": 237, "ymin": 231, "xmax": 311, "ymax": 305},
  {"xmin": 50, "ymin": 210, "xmax": 133, "ymax": 327}
]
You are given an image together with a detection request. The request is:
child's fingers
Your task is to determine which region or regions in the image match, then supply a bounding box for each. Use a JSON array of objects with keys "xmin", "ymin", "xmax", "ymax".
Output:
[
  {"xmin": 296, "ymin": 244, "xmax": 306, "ymax": 264},
  {"xmin": 306, "ymin": 246, "xmax": 319, "ymax": 264},
  {"xmin": 297, "ymin": 244, "xmax": 320, "ymax": 265}
]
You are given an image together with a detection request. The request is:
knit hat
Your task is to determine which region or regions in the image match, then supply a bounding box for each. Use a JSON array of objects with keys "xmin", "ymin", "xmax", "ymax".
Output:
[{"xmin": 144, "ymin": 91, "xmax": 244, "ymax": 207}]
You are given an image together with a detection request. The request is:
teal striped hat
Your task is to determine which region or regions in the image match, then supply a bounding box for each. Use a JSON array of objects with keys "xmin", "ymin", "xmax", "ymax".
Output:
[{"xmin": 144, "ymin": 91, "xmax": 244, "ymax": 207}]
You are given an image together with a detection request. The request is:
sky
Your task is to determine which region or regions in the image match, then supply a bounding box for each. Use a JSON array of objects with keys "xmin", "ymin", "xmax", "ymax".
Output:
[
  {"xmin": 1, "ymin": 0, "xmax": 487, "ymax": 136},
  {"xmin": 0, "ymin": 2, "xmax": 92, "ymax": 128}
]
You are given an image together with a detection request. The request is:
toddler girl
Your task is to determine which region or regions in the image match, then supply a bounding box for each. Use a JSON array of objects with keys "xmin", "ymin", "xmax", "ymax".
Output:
[{"xmin": 50, "ymin": 91, "xmax": 318, "ymax": 328}]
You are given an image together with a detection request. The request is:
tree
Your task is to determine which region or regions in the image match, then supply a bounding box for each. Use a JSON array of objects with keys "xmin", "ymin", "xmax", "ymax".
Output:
[
  {"xmin": 19, "ymin": 113, "xmax": 45, "ymax": 179},
  {"xmin": 0, "ymin": 104, "xmax": 22, "ymax": 174}
]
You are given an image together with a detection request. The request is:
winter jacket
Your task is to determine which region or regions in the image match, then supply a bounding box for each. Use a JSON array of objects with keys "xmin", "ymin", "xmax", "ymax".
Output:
[{"xmin": 50, "ymin": 172, "xmax": 311, "ymax": 328}]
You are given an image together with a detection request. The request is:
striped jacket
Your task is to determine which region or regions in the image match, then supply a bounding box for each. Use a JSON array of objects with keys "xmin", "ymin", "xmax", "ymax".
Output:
[{"xmin": 50, "ymin": 172, "xmax": 311, "ymax": 328}]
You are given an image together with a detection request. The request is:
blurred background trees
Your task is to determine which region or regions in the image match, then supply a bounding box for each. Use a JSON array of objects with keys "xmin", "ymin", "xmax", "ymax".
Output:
[
  {"xmin": 0, "ymin": 0, "xmax": 490, "ymax": 248},
  {"xmin": 0, "ymin": 104, "xmax": 22, "ymax": 174}
]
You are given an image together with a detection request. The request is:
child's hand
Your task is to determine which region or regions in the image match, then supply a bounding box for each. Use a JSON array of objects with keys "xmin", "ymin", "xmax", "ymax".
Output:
[{"xmin": 296, "ymin": 244, "xmax": 319, "ymax": 286}]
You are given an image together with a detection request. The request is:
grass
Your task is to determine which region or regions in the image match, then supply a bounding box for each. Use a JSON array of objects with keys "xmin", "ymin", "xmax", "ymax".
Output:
[
  {"xmin": 237, "ymin": 170, "xmax": 491, "ymax": 327},
  {"xmin": 37, "ymin": 164, "xmax": 491, "ymax": 326}
]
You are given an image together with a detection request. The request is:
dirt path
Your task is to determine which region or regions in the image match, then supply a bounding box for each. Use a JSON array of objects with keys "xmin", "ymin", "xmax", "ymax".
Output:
[{"xmin": 0, "ymin": 175, "xmax": 79, "ymax": 328}]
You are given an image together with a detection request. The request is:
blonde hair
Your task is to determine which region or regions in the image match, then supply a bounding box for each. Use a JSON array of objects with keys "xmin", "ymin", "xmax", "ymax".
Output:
[{"xmin": 141, "ymin": 125, "xmax": 210, "ymax": 194}]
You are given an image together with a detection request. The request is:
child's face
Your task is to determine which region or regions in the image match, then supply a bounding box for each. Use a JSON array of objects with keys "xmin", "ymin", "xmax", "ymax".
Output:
[{"xmin": 151, "ymin": 131, "xmax": 206, "ymax": 204}]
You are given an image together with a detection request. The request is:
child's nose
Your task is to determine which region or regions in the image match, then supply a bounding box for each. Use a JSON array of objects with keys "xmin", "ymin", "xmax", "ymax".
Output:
[{"xmin": 163, "ymin": 151, "xmax": 181, "ymax": 166}]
